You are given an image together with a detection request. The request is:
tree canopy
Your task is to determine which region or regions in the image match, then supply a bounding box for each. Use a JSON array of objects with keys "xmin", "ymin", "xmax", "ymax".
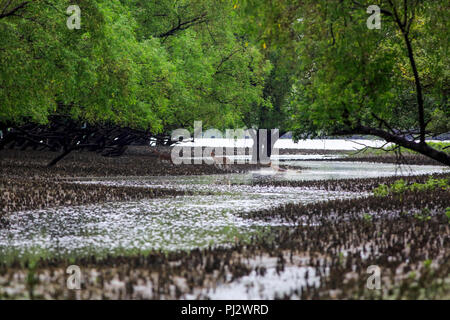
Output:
[
  {"xmin": 0, "ymin": 0, "xmax": 271, "ymax": 132},
  {"xmin": 0, "ymin": 0, "xmax": 449, "ymax": 165},
  {"xmin": 284, "ymin": 0, "xmax": 449, "ymax": 164}
]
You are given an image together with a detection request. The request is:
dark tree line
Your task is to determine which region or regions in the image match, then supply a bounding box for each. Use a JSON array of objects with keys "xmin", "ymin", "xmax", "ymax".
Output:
[{"xmin": 0, "ymin": 118, "xmax": 170, "ymax": 166}]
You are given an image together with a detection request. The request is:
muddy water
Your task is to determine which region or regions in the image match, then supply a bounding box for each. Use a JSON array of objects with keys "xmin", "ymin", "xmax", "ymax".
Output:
[
  {"xmin": 0, "ymin": 187, "xmax": 357, "ymax": 258},
  {"xmin": 0, "ymin": 161, "xmax": 447, "ymax": 259},
  {"xmin": 70, "ymin": 160, "xmax": 448, "ymax": 185},
  {"xmin": 266, "ymin": 160, "xmax": 447, "ymax": 181},
  {"xmin": 0, "ymin": 160, "xmax": 448, "ymax": 299}
]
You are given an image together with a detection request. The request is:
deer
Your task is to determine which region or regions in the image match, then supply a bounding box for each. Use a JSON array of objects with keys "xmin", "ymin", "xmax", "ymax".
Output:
[
  {"xmin": 269, "ymin": 161, "xmax": 287, "ymax": 172},
  {"xmin": 256, "ymin": 159, "xmax": 288, "ymax": 172},
  {"xmin": 152, "ymin": 149, "xmax": 173, "ymax": 165},
  {"xmin": 211, "ymin": 151, "xmax": 232, "ymax": 169}
]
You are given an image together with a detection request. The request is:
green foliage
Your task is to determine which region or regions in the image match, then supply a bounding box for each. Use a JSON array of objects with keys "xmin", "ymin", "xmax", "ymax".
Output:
[
  {"xmin": 356, "ymin": 142, "xmax": 450, "ymax": 157},
  {"xmin": 1, "ymin": 0, "xmax": 448, "ymax": 143},
  {"xmin": 227, "ymin": 0, "xmax": 304, "ymax": 130},
  {"xmin": 373, "ymin": 177, "xmax": 449, "ymax": 196},
  {"xmin": 414, "ymin": 208, "xmax": 431, "ymax": 222},
  {"xmin": 0, "ymin": 0, "xmax": 271, "ymax": 134},
  {"xmin": 284, "ymin": 0, "xmax": 449, "ymax": 140},
  {"xmin": 409, "ymin": 178, "xmax": 449, "ymax": 192},
  {"xmin": 362, "ymin": 213, "xmax": 373, "ymax": 222},
  {"xmin": 25, "ymin": 259, "xmax": 38, "ymax": 299},
  {"xmin": 445, "ymin": 207, "xmax": 450, "ymax": 223},
  {"xmin": 373, "ymin": 184, "xmax": 389, "ymax": 197},
  {"xmin": 391, "ymin": 179, "xmax": 407, "ymax": 194}
]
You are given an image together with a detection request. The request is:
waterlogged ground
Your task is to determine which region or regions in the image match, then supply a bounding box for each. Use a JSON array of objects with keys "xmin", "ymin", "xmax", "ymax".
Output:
[
  {"xmin": 1, "ymin": 161, "xmax": 447, "ymax": 256},
  {"xmin": 195, "ymin": 254, "xmax": 321, "ymax": 300},
  {"xmin": 68, "ymin": 159, "xmax": 448, "ymax": 186},
  {"xmin": 0, "ymin": 183, "xmax": 358, "ymax": 258},
  {"xmin": 280, "ymin": 160, "xmax": 447, "ymax": 180},
  {"xmin": 0, "ymin": 160, "xmax": 448, "ymax": 299}
]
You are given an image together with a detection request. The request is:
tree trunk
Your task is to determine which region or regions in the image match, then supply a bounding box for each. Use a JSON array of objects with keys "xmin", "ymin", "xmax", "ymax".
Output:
[
  {"xmin": 250, "ymin": 129, "xmax": 280, "ymax": 164},
  {"xmin": 0, "ymin": 131, "xmax": 16, "ymax": 151},
  {"xmin": 47, "ymin": 148, "xmax": 73, "ymax": 167}
]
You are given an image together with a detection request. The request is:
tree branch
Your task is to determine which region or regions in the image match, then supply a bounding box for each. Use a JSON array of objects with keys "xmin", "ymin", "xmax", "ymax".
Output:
[
  {"xmin": 335, "ymin": 125, "xmax": 450, "ymax": 166},
  {"xmin": 387, "ymin": 0, "xmax": 426, "ymax": 144},
  {"xmin": 0, "ymin": 1, "xmax": 28, "ymax": 19},
  {"xmin": 158, "ymin": 12, "xmax": 208, "ymax": 38},
  {"xmin": 351, "ymin": 0, "xmax": 393, "ymax": 16}
]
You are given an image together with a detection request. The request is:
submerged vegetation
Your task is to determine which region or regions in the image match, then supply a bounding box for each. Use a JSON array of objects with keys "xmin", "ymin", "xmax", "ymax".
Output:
[
  {"xmin": 0, "ymin": 173, "xmax": 448, "ymax": 299},
  {"xmin": 340, "ymin": 142, "xmax": 450, "ymax": 166},
  {"xmin": 360, "ymin": 142, "xmax": 450, "ymax": 156},
  {"xmin": 373, "ymin": 177, "xmax": 449, "ymax": 197},
  {"xmin": 0, "ymin": 147, "xmax": 448, "ymax": 299},
  {"xmin": 0, "ymin": 0, "xmax": 449, "ymax": 301}
]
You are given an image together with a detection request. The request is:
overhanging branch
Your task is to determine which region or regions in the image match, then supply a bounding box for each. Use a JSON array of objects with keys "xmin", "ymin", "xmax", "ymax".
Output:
[
  {"xmin": 158, "ymin": 12, "xmax": 208, "ymax": 39},
  {"xmin": 335, "ymin": 125, "xmax": 450, "ymax": 166},
  {"xmin": 0, "ymin": 1, "xmax": 29, "ymax": 19}
]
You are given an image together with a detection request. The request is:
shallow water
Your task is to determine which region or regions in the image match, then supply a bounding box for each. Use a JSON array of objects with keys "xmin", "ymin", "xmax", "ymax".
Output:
[
  {"xmin": 0, "ymin": 161, "xmax": 447, "ymax": 260},
  {"xmin": 261, "ymin": 160, "xmax": 448, "ymax": 181},
  {"xmin": 179, "ymin": 138, "xmax": 392, "ymax": 150},
  {"xmin": 0, "ymin": 187, "xmax": 357, "ymax": 258},
  {"xmin": 73, "ymin": 159, "xmax": 447, "ymax": 185},
  {"xmin": 187, "ymin": 254, "xmax": 322, "ymax": 300},
  {"xmin": 178, "ymin": 138, "xmax": 449, "ymax": 151},
  {"xmin": 202, "ymin": 265, "xmax": 319, "ymax": 300}
]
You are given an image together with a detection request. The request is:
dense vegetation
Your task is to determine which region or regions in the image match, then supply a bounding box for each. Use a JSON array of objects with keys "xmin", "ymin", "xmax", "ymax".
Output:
[
  {"xmin": 1, "ymin": 1, "xmax": 449, "ymax": 302},
  {"xmin": 0, "ymin": 0, "xmax": 271, "ymax": 129},
  {"xmin": 271, "ymin": 0, "xmax": 449, "ymax": 164},
  {"xmin": 0, "ymin": 0, "xmax": 271, "ymax": 163},
  {"xmin": 0, "ymin": 0, "xmax": 448, "ymax": 165}
]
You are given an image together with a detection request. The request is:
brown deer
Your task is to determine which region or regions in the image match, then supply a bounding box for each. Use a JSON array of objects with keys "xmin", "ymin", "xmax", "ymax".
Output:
[
  {"xmin": 211, "ymin": 151, "xmax": 232, "ymax": 169},
  {"xmin": 269, "ymin": 161, "xmax": 287, "ymax": 172},
  {"xmin": 153, "ymin": 149, "xmax": 173, "ymax": 165},
  {"xmin": 257, "ymin": 160, "xmax": 287, "ymax": 172}
]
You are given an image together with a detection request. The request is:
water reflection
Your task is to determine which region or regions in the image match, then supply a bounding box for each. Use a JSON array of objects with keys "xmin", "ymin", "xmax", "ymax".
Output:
[
  {"xmin": 0, "ymin": 188, "xmax": 357, "ymax": 257},
  {"xmin": 255, "ymin": 160, "xmax": 447, "ymax": 181},
  {"xmin": 71, "ymin": 160, "xmax": 447, "ymax": 186},
  {"xmin": 0, "ymin": 161, "xmax": 447, "ymax": 259}
]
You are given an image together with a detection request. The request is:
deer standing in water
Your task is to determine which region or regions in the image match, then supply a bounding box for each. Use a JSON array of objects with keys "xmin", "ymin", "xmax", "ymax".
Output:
[
  {"xmin": 153, "ymin": 149, "xmax": 173, "ymax": 165},
  {"xmin": 256, "ymin": 159, "xmax": 288, "ymax": 172},
  {"xmin": 269, "ymin": 161, "xmax": 287, "ymax": 172},
  {"xmin": 211, "ymin": 151, "xmax": 232, "ymax": 169}
]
